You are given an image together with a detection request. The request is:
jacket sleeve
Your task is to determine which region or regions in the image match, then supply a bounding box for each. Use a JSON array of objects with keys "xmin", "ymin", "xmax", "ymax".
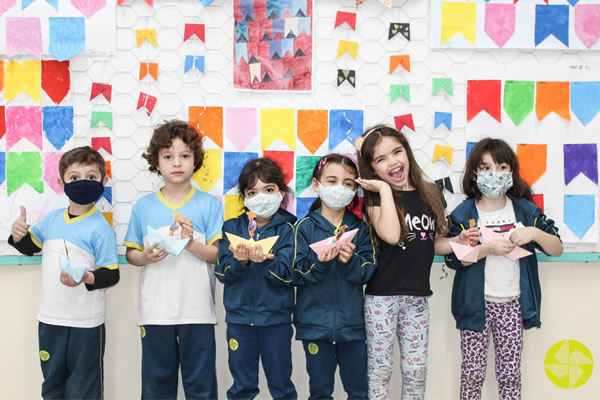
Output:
[
  {"xmin": 292, "ymin": 220, "xmax": 334, "ymax": 285},
  {"xmin": 532, "ymin": 210, "xmax": 561, "ymax": 254},
  {"xmin": 215, "ymin": 225, "xmax": 249, "ymax": 283},
  {"xmin": 261, "ymin": 222, "xmax": 295, "ymax": 286},
  {"xmin": 444, "ymin": 212, "xmax": 470, "ymax": 270},
  {"xmin": 336, "ymin": 226, "xmax": 378, "ymax": 284}
]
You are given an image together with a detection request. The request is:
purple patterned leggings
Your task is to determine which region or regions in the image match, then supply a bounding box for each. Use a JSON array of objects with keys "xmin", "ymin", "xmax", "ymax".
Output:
[{"xmin": 460, "ymin": 298, "xmax": 523, "ymax": 400}]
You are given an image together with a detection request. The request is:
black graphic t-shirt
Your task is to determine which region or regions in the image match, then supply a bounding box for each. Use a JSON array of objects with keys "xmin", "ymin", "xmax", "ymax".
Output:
[{"xmin": 365, "ymin": 190, "xmax": 436, "ymax": 296}]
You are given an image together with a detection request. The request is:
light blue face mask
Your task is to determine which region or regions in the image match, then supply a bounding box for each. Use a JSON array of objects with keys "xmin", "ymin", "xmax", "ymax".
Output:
[
  {"xmin": 317, "ymin": 183, "xmax": 356, "ymax": 211},
  {"xmin": 244, "ymin": 192, "xmax": 282, "ymax": 218},
  {"xmin": 476, "ymin": 172, "xmax": 513, "ymax": 199}
]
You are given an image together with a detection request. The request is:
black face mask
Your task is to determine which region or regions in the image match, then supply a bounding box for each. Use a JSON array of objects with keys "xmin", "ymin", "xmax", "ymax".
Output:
[{"xmin": 63, "ymin": 180, "xmax": 104, "ymax": 205}]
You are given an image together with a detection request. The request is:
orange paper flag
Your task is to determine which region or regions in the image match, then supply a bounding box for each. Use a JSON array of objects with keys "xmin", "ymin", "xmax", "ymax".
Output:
[
  {"xmin": 102, "ymin": 212, "xmax": 114, "ymax": 228},
  {"xmin": 516, "ymin": 144, "xmax": 547, "ymax": 186},
  {"xmin": 189, "ymin": 106, "xmax": 223, "ymax": 148},
  {"xmin": 0, "ymin": 60, "xmax": 4, "ymax": 93},
  {"xmin": 389, "ymin": 55, "xmax": 410, "ymax": 73},
  {"xmin": 536, "ymin": 81, "xmax": 570, "ymax": 121},
  {"xmin": 298, "ymin": 110, "xmax": 328, "ymax": 154},
  {"xmin": 139, "ymin": 62, "xmax": 158, "ymax": 80},
  {"xmin": 105, "ymin": 161, "xmax": 112, "ymax": 179}
]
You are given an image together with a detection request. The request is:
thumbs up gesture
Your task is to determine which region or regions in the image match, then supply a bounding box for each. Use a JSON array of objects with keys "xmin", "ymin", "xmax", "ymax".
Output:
[{"xmin": 11, "ymin": 206, "xmax": 30, "ymax": 243}]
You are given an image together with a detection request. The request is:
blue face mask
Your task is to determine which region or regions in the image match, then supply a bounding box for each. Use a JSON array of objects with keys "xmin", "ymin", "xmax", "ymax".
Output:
[
  {"xmin": 63, "ymin": 180, "xmax": 104, "ymax": 205},
  {"xmin": 476, "ymin": 172, "xmax": 513, "ymax": 199},
  {"xmin": 244, "ymin": 192, "xmax": 283, "ymax": 219}
]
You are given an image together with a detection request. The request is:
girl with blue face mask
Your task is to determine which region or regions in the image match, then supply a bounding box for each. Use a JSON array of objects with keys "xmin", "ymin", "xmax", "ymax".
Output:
[
  {"xmin": 293, "ymin": 154, "xmax": 378, "ymax": 400},
  {"xmin": 216, "ymin": 157, "xmax": 297, "ymax": 400}
]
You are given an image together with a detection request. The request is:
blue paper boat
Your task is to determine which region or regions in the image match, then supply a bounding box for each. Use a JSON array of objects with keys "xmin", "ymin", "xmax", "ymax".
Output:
[
  {"xmin": 59, "ymin": 256, "xmax": 87, "ymax": 283},
  {"xmin": 147, "ymin": 226, "xmax": 190, "ymax": 256}
]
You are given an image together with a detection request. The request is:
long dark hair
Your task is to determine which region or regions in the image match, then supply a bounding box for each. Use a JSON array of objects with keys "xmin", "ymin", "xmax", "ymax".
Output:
[
  {"xmin": 237, "ymin": 157, "xmax": 292, "ymax": 207},
  {"xmin": 463, "ymin": 138, "xmax": 532, "ymax": 201},
  {"xmin": 309, "ymin": 154, "xmax": 359, "ymax": 212}
]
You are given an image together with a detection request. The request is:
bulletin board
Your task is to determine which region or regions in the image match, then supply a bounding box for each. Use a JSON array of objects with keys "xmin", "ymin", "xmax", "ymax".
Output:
[{"xmin": 0, "ymin": 0, "xmax": 599, "ymax": 257}]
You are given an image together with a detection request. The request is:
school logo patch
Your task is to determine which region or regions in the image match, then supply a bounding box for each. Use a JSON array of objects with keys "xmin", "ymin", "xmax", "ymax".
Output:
[
  {"xmin": 229, "ymin": 339, "xmax": 239, "ymax": 351},
  {"xmin": 140, "ymin": 326, "xmax": 146, "ymax": 338},
  {"xmin": 39, "ymin": 350, "xmax": 50, "ymax": 361},
  {"xmin": 544, "ymin": 340, "xmax": 593, "ymax": 389},
  {"xmin": 308, "ymin": 343, "xmax": 319, "ymax": 355}
]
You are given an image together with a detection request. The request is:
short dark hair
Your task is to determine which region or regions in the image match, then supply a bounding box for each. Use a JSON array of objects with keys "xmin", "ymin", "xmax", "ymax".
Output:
[
  {"xmin": 59, "ymin": 146, "xmax": 106, "ymax": 181},
  {"xmin": 238, "ymin": 158, "xmax": 292, "ymax": 207},
  {"xmin": 142, "ymin": 120, "xmax": 205, "ymax": 174},
  {"xmin": 309, "ymin": 154, "xmax": 359, "ymax": 212}
]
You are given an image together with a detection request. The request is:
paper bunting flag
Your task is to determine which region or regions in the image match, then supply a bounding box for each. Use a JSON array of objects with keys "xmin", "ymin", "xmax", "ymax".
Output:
[
  {"xmin": 574, "ymin": 5, "xmax": 600, "ymax": 49},
  {"xmin": 44, "ymin": 152, "xmax": 63, "ymax": 194},
  {"xmin": 184, "ymin": 55, "xmax": 205, "ymax": 74},
  {"xmin": 5, "ymin": 60, "xmax": 41, "ymax": 103},
  {"xmin": 337, "ymin": 40, "xmax": 358, "ymax": 60},
  {"xmin": 329, "ymin": 109, "xmax": 363, "ymax": 150},
  {"xmin": 264, "ymin": 150, "xmax": 294, "ymax": 185},
  {"xmin": 42, "ymin": 61, "xmax": 70, "ymax": 105},
  {"xmin": 261, "ymin": 109, "xmax": 295, "ymax": 151},
  {"xmin": 105, "ymin": 160, "xmax": 112, "ymax": 179},
  {"xmin": 441, "ymin": 1, "xmax": 476, "ymax": 45},
  {"xmin": 43, "ymin": 106, "xmax": 74, "ymax": 151},
  {"xmin": 503, "ymin": 80, "xmax": 534, "ymax": 126},
  {"xmin": 90, "ymin": 111, "xmax": 113, "ymax": 130},
  {"xmin": 224, "ymin": 152, "xmax": 258, "ymax": 193},
  {"xmin": 71, "ymin": 0, "xmax": 106, "ymax": 18},
  {"xmin": 21, "ymin": 0, "xmax": 33, "ymax": 9},
  {"xmin": 118, "ymin": 0, "xmax": 154, "ymax": 5},
  {"xmin": 433, "ymin": 145, "xmax": 453, "ymax": 165},
  {"xmin": 434, "ymin": 112, "xmax": 452, "ymax": 130},
  {"xmin": 535, "ymin": 5, "xmax": 569, "ymax": 47},
  {"xmin": 91, "ymin": 137, "xmax": 112, "ymax": 154},
  {"xmin": 532, "ymin": 194, "xmax": 544, "ymax": 212},
  {"xmin": 137, "ymin": 92, "xmax": 157, "ymax": 116},
  {"xmin": 466, "ymin": 142, "xmax": 476, "ymax": 161},
  {"xmin": 90, "ymin": 83, "xmax": 112, "ymax": 102},
  {"xmin": 337, "ymin": 69, "xmax": 355, "ymax": 88},
  {"xmin": 564, "ymin": 144, "xmax": 598, "ymax": 185},
  {"xmin": 479, "ymin": 226, "xmax": 532, "ymax": 260},
  {"xmin": 6, "ymin": 106, "xmax": 42, "ymax": 150},
  {"xmin": 6, "ymin": 17, "xmax": 42, "ymax": 58},
  {"xmin": 389, "ymin": 23, "xmax": 409, "ymax": 41},
  {"xmin": 356, "ymin": 0, "xmax": 391, "ymax": 8},
  {"xmin": 467, "ymin": 80, "xmax": 501, "ymax": 122},
  {"xmin": 294, "ymin": 197, "xmax": 314, "ymax": 220},
  {"xmin": 449, "ymin": 241, "xmax": 480, "ymax": 263},
  {"xmin": 102, "ymin": 212, "xmax": 113, "ymax": 227},
  {"xmin": 184, "ymin": 23, "xmax": 205, "ymax": 42},
  {"xmin": 570, "ymin": 82, "xmax": 600, "ymax": 126},
  {"xmin": 309, "ymin": 228, "xmax": 359, "ymax": 255},
  {"xmin": 391, "ymin": 84, "xmax": 409, "ymax": 103},
  {"xmin": 390, "ymin": 55, "xmax": 410, "ymax": 73},
  {"xmin": 435, "ymin": 177, "xmax": 454, "ymax": 194},
  {"xmin": 6, "ymin": 152, "xmax": 43, "ymax": 195},
  {"xmin": 136, "ymin": 29, "xmax": 157, "ymax": 47},
  {"xmin": 48, "ymin": 17, "xmax": 85, "ymax": 61},
  {"xmin": 225, "ymin": 232, "xmax": 279, "ymax": 255},
  {"xmin": 225, "ymin": 107, "xmax": 256, "ymax": 152},
  {"xmin": 147, "ymin": 226, "xmax": 190, "ymax": 256},
  {"xmin": 433, "ymin": 78, "xmax": 453, "ymax": 96},
  {"xmin": 189, "ymin": 106, "xmax": 223, "ymax": 148},
  {"xmin": 335, "ymin": 11, "xmax": 356, "ymax": 30},
  {"xmin": 225, "ymin": 194, "xmax": 244, "ymax": 221},
  {"xmin": 200, "ymin": 0, "xmax": 215, "ymax": 6},
  {"xmin": 192, "ymin": 148, "xmax": 221, "ymax": 192},
  {"xmin": 139, "ymin": 63, "xmax": 158, "ymax": 80},
  {"xmin": 394, "ymin": 114, "xmax": 415, "ymax": 132},
  {"xmin": 484, "ymin": 4, "xmax": 515, "ymax": 48},
  {"xmin": 516, "ymin": 144, "xmax": 547, "ymax": 186},
  {"xmin": 59, "ymin": 256, "xmax": 87, "ymax": 283},
  {"xmin": 0, "ymin": 107, "xmax": 5, "ymax": 140},
  {"xmin": 296, "ymin": 156, "xmax": 321, "ymax": 195},
  {"xmin": 0, "ymin": 0, "xmax": 16, "ymax": 15},
  {"xmin": 298, "ymin": 110, "xmax": 328, "ymax": 154},
  {"xmin": 536, "ymin": 81, "xmax": 570, "ymax": 121},
  {"xmin": 46, "ymin": 0, "xmax": 58, "ymax": 9},
  {"xmin": 0, "ymin": 60, "xmax": 3, "ymax": 93},
  {"xmin": 564, "ymin": 195, "xmax": 595, "ymax": 238},
  {"xmin": 96, "ymin": 186, "xmax": 112, "ymax": 204},
  {"xmin": 0, "ymin": 153, "xmax": 4, "ymax": 185}
]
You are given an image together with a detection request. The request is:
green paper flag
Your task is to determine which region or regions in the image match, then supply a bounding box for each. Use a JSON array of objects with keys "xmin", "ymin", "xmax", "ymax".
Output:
[
  {"xmin": 296, "ymin": 156, "xmax": 321, "ymax": 195},
  {"xmin": 433, "ymin": 78, "xmax": 453, "ymax": 96},
  {"xmin": 504, "ymin": 80, "xmax": 534, "ymax": 126},
  {"xmin": 7, "ymin": 152, "xmax": 43, "ymax": 196},
  {"xmin": 391, "ymin": 84, "xmax": 410, "ymax": 103},
  {"xmin": 90, "ymin": 111, "xmax": 113, "ymax": 130}
]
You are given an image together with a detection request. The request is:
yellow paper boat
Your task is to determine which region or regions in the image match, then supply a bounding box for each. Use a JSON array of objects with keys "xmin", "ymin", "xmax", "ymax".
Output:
[{"xmin": 225, "ymin": 232, "xmax": 279, "ymax": 255}]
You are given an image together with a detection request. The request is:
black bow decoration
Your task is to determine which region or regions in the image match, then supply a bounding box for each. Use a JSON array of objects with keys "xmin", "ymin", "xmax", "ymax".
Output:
[
  {"xmin": 337, "ymin": 69, "xmax": 356, "ymax": 88},
  {"xmin": 389, "ymin": 23, "xmax": 410, "ymax": 41}
]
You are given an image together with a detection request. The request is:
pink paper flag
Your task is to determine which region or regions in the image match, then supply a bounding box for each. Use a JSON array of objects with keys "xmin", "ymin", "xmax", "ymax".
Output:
[
  {"xmin": 226, "ymin": 107, "xmax": 257, "ymax": 151},
  {"xmin": 0, "ymin": 0, "xmax": 16, "ymax": 16},
  {"xmin": 479, "ymin": 226, "xmax": 532, "ymax": 260},
  {"xmin": 6, "ymin": 17, "xmax": 42, "ymax": 58},
  {"xmin": 6, "ymin": 106, "xmax": 42, "ymax": 150},
  {"xmin": 71, "ymin": 0, "xmax": 106, "ymax": 18},
  {"xmin": 574, "ymin": 5, "xmax": 600, "ymax": 49},
  {"xmin": 44, "ymin": 152, "xmax": 63, "ymax": 194},
  {"xmin": 484, "ymin": 4, "xmax": 515, "ymax": 48},
  {"xmin": 309, "ymin": 228, "xmax": 359, "ymax": 255},
  {"xmin": 449, "ymin": 241, "xmax": 480, "ymax": 263}
]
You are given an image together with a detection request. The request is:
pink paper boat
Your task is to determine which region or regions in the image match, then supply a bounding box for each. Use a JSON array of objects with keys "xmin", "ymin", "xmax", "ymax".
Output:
[
  {"xmin": 449, "ymin": 241, "xmax": 480, "ymax": 263},
  {"xmin": 309, "ymin": 228, "xmax": 359, "ymax": 255},
  {"xmin": 479, "ymin": 226, "xmax": 532, "ymax": 260}
]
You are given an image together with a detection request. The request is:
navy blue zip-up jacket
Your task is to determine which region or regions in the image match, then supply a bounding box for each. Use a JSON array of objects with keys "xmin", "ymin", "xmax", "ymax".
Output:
[
  {"xmin": 216, "ymin": 208, "xmax": 297, "ymax": 326},
  {"xmin": 445, "ymin": 195, "xmax": 560, "ymax": 332},
  {"xmin": 293, "ymin": 209, "xmax": 378, "ymax": 342}
]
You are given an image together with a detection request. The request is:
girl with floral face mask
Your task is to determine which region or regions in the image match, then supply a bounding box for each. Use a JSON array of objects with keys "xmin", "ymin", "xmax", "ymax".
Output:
[
  {"xmin": 292, "ymin": 154, "xmax": 378, "ymax": 400},
  {"xmin": 446, "ymin": 138, "xmax": 563, "ymax": 400},
  {"xmin": 216, "ymin": 157, "xmax": 297, "ymax": 400}
]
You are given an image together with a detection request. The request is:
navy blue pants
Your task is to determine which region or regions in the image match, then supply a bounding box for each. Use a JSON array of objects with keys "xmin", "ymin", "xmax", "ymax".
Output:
[
  {"xmin": 227, "ymin": 323, "xmax": 296, "ymax": 400},
  {"xmin": 141, "ymin": 324, "xmax": 217, "ymax": 400},
  {"xmin": 302, "ymin": 339, "xmax": 368, "ymax": 400},
  {"xmin": 38, "ymin": 322, "xmax": 105, "ymax": 399}
]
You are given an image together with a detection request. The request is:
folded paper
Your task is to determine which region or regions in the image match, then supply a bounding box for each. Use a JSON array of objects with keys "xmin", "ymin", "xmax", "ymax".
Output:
[
  {"xmin": 136, "ymin": 29, "xmax": 157, "ymax": 47},
  {"xmin": 309, "ymin": 228, "xmax": 359, "ymax": 255},
  {"xmin": 184, "ymin": 55, "xmax": 205, "ymax": 74},
  {"xmin": 137, "ymin": 92, "xmax": 157, "ymax": 116},
  {"xmin": 391, "ymin": 84, "xmax": 409, "ymax": 103},
  {"xmin": 480, "ymin": 226, "xmax": 532, "ymax": 260},
  {"xmin": 449, "ymin": 241, "xmax": 479, "ymax": 263},
  {"xmin": 389, "ymin": 55, "xmax": 410, "ymax": 73},
  {"xmin": 91, "ymin": 111, "xmax": 113, "ymax": 129},
  {"xmin": 394, "ymin": 114, "xmax": 414, "ymax": 132},
  {"xmin": 59, "ymin": 256, "xmax": 87, "ymax": 283},
  {"xmin": 337, "ymin": 69, "xmax": 355, "ymax": 87},
  {"xmin": 139, "ymin": 62, "xmax": 158, "ymax": 80},
  {"xmin": 434, "ymin": 111, "xmax": 452, "ymax": 130},
  {"xmin": 337, "ymin": 40, "xmax": 358, "ymax": 60},
  {"xmin": 433, "ymin": 78, "xmax": 453, "ymax": 96},
  {"xmin": 147, "ymin": 226, "xmax": 190, "ymax": 256},
  {"xmin": 335, "ymin": 11, "xmax": 356, "ymax": 30},
  {"xmin": 389, "ymin": 23, "xmax": 409, "ymax": 40},
  {"xmin": 91, "ymin": 137, "xmax": 112, "ymax": 154},
  {"xmin": 435, "ymin": 177, "xmax": 454, "ymax": 194},
  {"xmin": 225, "ymin": 232, "xmax": 279, "ymax": 255},
  {"xmin": 90, "ymin": 83, "xmax": 112, "ymax": 102},
  {"xmin": 184, "ymin": 23, "xmax": 205, "ymax": 42},
  {"xmin": 433, "ymin": 145, "xmax": 453, "ymax": 165}
]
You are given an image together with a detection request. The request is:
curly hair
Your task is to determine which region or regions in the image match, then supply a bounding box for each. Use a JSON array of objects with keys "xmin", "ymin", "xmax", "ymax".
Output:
[
  {"xmin": 59, "ymin": 146, "xmax": 106, "ymax": 180},
  {"xmin": 142, "ymin": 120, "xmax": 205, "ymax": 174}
]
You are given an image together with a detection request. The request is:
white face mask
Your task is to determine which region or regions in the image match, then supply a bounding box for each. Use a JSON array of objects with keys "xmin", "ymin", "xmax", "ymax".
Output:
[
  {"xmin": 244, "ymin": 192, "xmax": 283, "ymax": 218},
  {"xmin": 317, "ymin": 183, "xmax": 356, "ymax": 211}
]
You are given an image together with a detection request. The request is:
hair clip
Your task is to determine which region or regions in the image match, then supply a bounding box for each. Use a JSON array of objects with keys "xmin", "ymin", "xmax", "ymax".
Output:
[
  {"xmin": 354, "ymin": 126, "xmax": 379, "ymax": 155},
  {"xmin": 318, "ymin": 157, "xmax": 328, "ymax": 170}
]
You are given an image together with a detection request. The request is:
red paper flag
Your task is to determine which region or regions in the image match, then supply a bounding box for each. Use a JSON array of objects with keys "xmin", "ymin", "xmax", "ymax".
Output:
[
  {"xmin": 184, "ymin": 23, "xmax": 205, "ymax": 42},
  {"xmin": 105, "ymin": 161, "xmax": 112, "ymax": 179},
  {"xmin": 118, "ymin": 0, "xmax": 153, "ymax": 5},
  {"xmin": 532, "ymin": 194, "xmax": 544, "ymax": 212},
  {"xmin": 90, "ymin": 83, "xmax": 112, "ymax": 102},
  {"xmin": 0, "ymin": 106, "xmax": 5, "ymax": 140},
  {"xmin": 42, "ymin": 60, "xmax": 70, "ymax": 104},
  {"xmin": 467, "ymin": 80, "xmax": 501, "ymax": 122},
  {"xmin": 137, "ymin": 92, "xmax": 157, "ymax": 116},
  {"xmin": 264, "ymin": 150, "xmax": 294, "ymax": 185},
  {"xmin": 92, "ymin": 137, "xmax": 112, "ymax": 154},
  {"xmin": 394, "ymin": 114, "xmax": 415, "ymax": 132},
  {"xmin": 334, "ymin": 11, "xmax": 356, "ymax": 30}
]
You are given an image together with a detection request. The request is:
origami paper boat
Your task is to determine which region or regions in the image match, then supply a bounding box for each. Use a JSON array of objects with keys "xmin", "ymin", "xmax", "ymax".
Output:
[
  {"xmin": 147, "ymin": 226, "xmax": 190, "ymax": 256},
  {"xmin": 59, "ymin": 256, "xmax": 87, "ymax": 283},
  {"xmin": 479, "ymin": 226, "xmax": 533, "ymax": 260},
  {"xmin": 448, "ymin": 241, "xmax": 480, "ymax": 263},
  {"xmin": 225, "ymin": 233, "xmax": 279, "ymax": 255},
  {"xmin": 309, "ymin": 228, "xmax": 359, "ymax": 255}
]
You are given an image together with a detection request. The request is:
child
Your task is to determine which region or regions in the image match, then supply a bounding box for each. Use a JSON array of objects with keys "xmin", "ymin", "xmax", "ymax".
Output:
[
  {"xmin": 124, "ymin": 120, "xmax": 223, "ymax": 400},
  {"xmin": 293, "ymin": 154, "xmax": 378, "ymax": 400},
  {"xmin": 216, "ymin": 157, "xmax": 297, "ymax": 400},
  {"xmin": 355, "ymin": 125, "xmax": 475, "ymax": 400},
  {"xmin": 9, "ymin": 146, "xmax": 119, "ymax": 399},
  {"xmin": 445, "ymin": 138, "xmax": 562, "ymax": 400}
]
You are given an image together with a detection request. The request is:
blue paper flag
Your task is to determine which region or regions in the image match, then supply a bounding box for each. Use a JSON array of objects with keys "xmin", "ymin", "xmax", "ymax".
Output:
[
  {"xmin": 235, "ymin": 21, "xmax": 248, "ymax": 42},
  {"xmin": 296, "ymin": 197, "xmax": 317, "ymax": 220},
  {"xmin": 96, "ymin": 186, "xmax": 112, "ymax": 204},
  {"xmin": 269, "ymin": 39, "xmax": 293, "ymax": 59},
  {"xmin": 43, "ymin": 106, "xmax": 74, "ymax": 151},
  {"xmin": 184, "ymin": 56, "xmax": 205, "ymax": 74},
  {"xmin": 240, "ymin": 0, "xmax": 254, "ymax": 21},
  {"xmin": 292, "ymin": 0, "xmax": 307, "ymax": 16},
  {"xmin": 267, "ymin": 0, "xmax": 281, "ymax": 18},
  {"xmin": 224, "ymin": 152, "xmax": 258, "ymax": 193},
  {"xmin": 567, "ymin": 0, "xmax": 579, "ymax": 6},
  {"xmin": 22, "ymin": 0, "xmax": 35, "ymax": 9},
  {"xmin": 570, "ymin": 82, "xmax": 600, "ymax": 126},
  {"xmin": 535, "ymin": 5, "xmax": 569, "ymax": 47},
  {"xmin": 272, "ymin": 18, "xmax": 285, "ymax": 38},
  {"xmin": 46, "ymin": 0, "xmax": 58, "ymax": 10},
  {"xmin": 235, "ymin": 43, "xmax": 248, "ymax": 64},
  {"xmin": 49, "ymin": 17, "xmax": 85, "ymax": 61},
  {"xmin": 564, "ymin": 194, "xmax": 595, "ymax": 238},
  {"xmin": 466, "ymin": 141, "xmax": 477, "ymax": 161},
  {"xmin": 200, "ymin": 0, "xmax": 216, "ymax": 6},
  {"xmin": 329, "ymin": 109, "xmax": 364, "ymax": 150},
  {"xmin": 434, "ymin": 111, "xmax": 452, "ymax": 130},
  {"xmin": 0, "ymin": 153, "xmax": 5, "ymax": 185}
]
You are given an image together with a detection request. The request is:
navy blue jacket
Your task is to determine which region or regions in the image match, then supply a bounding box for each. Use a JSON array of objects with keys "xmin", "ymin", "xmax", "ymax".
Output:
[
  {"xmin": 293, "ymin": 209, "xmax": 378, "ymax": 342},
  {"xmin": 216, "ymin": 208, "xmax": 296, "ymax": 326},
  {"xmin": 445, "ymin": 195, "xmax": 560, "ymax": 332}
]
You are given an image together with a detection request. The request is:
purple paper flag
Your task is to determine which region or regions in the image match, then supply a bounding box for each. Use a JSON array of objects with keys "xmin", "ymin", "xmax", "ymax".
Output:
[
  {"xmin": 6, "ymin": 17, "xmax": 42, "ymax": 59},
  {"xmin": 564, "ymin": 144, "xmax": 598, "ymax": 185}
]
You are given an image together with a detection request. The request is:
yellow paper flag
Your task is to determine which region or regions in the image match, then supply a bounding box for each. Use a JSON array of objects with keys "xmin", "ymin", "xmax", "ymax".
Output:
[
  {"xmin": 225, "ymin": 194, "xmax": 245, "ymax": 221},
  {"xmin": 192, "ymin": 148, "xmax": 221, "ymax": 192},
  {"xmin": 337, "ymin": 40, "xmax": 358, "ymax": 60},
  {"xmin": 0, "ymin": 60, "xmax": 4, "ymax": 93},
  {"xmin": 102, "ymin": 212, "xmax": 114, "ymax": 228},
  {"xmin": 261, "ymin": 108, "xmax": 296, "ymax": 150},
  {"xmin": 136, "ymin": 29, "xmax": 157, "ymax": 47},
  {"xmin": 5, "ymin": 60, "xmax": 41, "ymax": 103},
  {"xmin": 433, "ymin": 145, "xmax": 453, "ymax": 165},
  {"xmin": 441, "ymin": 2, "xmax": 476, "ymax": 45}
]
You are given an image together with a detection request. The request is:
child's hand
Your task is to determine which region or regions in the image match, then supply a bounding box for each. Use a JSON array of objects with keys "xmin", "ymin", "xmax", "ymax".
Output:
[
  {"xmin": 459, "ymin": 227, "xmax": 480, "ymax": 246},
  {"xmin": 11, "ymin": 206, "xmax": 30, "ymax": 243},
  {"xmin": 248, "ymin": 245, "xmax": 275, "ymax": 263},
  {"xmin": 59, "ymin": 271, "xmax": 92, "ymax": 287},
  {"xmin": 337, "ymin": 242, "xmax": 355, "ymax": 264},
  {"xmin": 318, "ymin": 247, "xmax": 339, "ymax": 262},
  {"xmin": 509, "ymin": 227, "xmax": 537, "ymax": 247},
  {"xmin": 355, "ymin": 178, "xmax": 390, "ymax": 193},
  {"xmin": 179, "ymin": 217, "xmax": 194, "ymax": 241},
  {"xmin": 229, "ymin": 243, "xmax": 250, "ymax": 264},
  {"xmin": 486, "ymin": 239, "xmax": 515, "ymax": 256},
  {"xmin": 143, "ymin": 242, "xmax": 168, "ymax": 264}
]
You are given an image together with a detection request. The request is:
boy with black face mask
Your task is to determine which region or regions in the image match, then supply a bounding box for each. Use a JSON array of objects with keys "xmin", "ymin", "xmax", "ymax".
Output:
[{"xmin": 9, "ymin": 146, "xmax": 119, "ymax": 399}]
